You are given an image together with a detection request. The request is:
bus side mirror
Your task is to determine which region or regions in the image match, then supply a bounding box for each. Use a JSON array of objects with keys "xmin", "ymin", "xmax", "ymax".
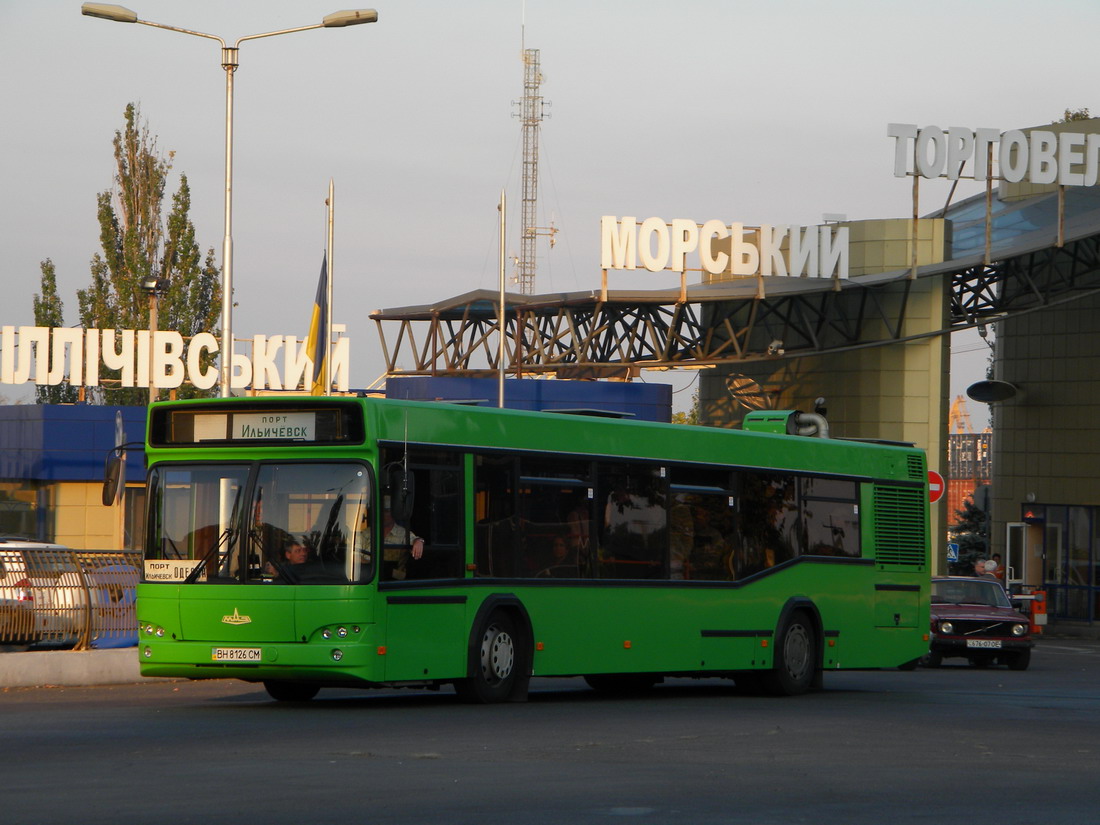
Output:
[
  {"xmin": 102, "ymin": 448, "xmax": 124, "ymax": 507},
  {"xmin": 389, "ymin": 468, "xmax": 416, "ymax": 526}
]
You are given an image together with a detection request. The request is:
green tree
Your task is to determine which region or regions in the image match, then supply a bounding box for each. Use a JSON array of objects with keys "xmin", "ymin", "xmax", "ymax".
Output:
[
  {"xmin": 1055, "ymin": 107, "xmax": 1091, "ymax": 123},
  {"xmin": 32, "ymin": 259, "xmax": 80, "ymax": 405},
  {"xmin": 949, "ymin": 497, "xmax": 989, "ymax": 574},
  {"xmin": 671, "ymin": 388, "xmax": 700, "ymax": 425},
  {"xmin": 37, "ymin": 102, "xmax": 221, "ymax": 406}
]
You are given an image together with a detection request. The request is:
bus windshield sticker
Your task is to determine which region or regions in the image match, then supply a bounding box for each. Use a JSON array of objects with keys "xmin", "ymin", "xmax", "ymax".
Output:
[{"xmin": 232, "ymin": 412, "xmax": 316, "ymax": 441}]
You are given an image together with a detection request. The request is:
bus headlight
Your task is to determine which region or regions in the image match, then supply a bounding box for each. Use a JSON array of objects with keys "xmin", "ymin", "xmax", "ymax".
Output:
[
  {"xmin": 939, "ymin": 621, "xmax": 954, "ymax": 635},
  {"xmin": 322, "ymin": 629, "xmax": 332, "ymax": 639},
  {"xmin": 337, "ymin": 626, "xmax": 348, "ymax": 638}
]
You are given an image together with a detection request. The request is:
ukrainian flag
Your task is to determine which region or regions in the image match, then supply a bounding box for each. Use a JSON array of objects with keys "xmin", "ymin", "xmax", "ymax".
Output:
[{"xmin": 305, "ymin": 254, "xmax": 328, "ymax": 395}]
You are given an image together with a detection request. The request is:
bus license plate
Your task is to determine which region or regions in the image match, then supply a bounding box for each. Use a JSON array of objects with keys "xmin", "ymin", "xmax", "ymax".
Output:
[
  {"xmin": 212, "ymin": 647, "xmax": 262, "ymax": 662},
  {"xmin": 966, "ymin": 639, "xmax": 1001, "ymax": 649}
]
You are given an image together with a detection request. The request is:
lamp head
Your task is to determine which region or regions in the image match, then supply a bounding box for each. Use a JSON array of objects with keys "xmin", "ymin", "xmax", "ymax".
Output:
[
  {"xmin": 81, "ymin": 3, "xmax": 139, "ymax": 23},
  {"xmin": 322, "ymin": 9, "xmax": 379, "ymax": 27}
]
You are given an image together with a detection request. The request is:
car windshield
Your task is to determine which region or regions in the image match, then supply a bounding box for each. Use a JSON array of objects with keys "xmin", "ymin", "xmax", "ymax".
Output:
[
  {"xmin": 145, "ymin": 462, "xmax": 372, "ymax": 584},
  {"xmin": 932, "ymin": 579, "xmax": 1011, "ymax": 608}
]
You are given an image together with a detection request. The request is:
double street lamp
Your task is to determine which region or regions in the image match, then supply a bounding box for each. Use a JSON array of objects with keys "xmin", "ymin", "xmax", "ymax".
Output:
[{"xmin": 82, "ymin": 4, "xmax": 379, "ymax": 398}]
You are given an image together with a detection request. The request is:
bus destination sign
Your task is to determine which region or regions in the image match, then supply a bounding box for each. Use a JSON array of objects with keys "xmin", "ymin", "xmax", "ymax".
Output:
[{"xmin": 232, "ymin": 412, "xmax": 316, "ymax": 441}]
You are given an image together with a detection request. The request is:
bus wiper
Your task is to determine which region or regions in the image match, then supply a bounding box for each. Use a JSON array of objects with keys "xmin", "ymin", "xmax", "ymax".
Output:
[
  {"xmin": 184, "ymin": 525, "xmax": 236, "ymax": 584},
  {"xmin": 184, "ymin": 486, "xmax": 242, "ymax": 584}
]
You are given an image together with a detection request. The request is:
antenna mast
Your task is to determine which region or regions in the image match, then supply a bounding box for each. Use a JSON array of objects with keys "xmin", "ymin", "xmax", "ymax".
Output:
[{"xmin": 514, "ymin": 45, "xmax": 555, "ymax": 295}]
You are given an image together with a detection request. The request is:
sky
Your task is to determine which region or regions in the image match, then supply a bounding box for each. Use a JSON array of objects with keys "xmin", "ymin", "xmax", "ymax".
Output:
[{"xmin": 3, "ymin": 0, "xmax": 1096, "ymax": 422}]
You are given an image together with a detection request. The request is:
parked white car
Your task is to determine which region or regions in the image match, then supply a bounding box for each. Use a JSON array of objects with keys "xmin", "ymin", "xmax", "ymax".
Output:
[{"xmin": 0, "ymin": 539, "xmax": 87, "ymax": 647}]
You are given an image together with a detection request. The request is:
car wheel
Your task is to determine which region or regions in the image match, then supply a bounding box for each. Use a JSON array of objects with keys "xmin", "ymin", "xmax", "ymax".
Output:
[
  {"xmin": 762, "ymin": 610, "xmax": 816, "ymax": 696},
  {"xmin": 454, "ymin": 610, "xmax": 528, "ymax": 703},
  {"xmin": 264, "ymin": 681, "xmax": 320, "ymax": 702},
  {"xmin": 1007, "ymin": 649, "xmax": 1031, "ymax": 671}
]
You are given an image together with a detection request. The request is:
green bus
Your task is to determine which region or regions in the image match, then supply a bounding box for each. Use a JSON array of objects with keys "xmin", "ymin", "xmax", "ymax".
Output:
[{"xmin": 134, "ymin": 396, "xmax": 930, "ymax": 702}]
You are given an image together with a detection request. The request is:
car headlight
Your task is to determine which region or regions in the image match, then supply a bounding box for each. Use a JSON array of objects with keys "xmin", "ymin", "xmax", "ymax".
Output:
[
  {"xmin": 939, "ymin": 621, "xmax": 954, "ymax": 635},
  {"xmin": 1012, "ymin": 623, "xmax": 1027, "ymax": 637}
]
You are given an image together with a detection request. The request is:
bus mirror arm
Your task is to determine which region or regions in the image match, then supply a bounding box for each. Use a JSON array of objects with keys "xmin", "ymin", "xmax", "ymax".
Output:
[{"xmin": 389, "ymin": 468, "xmax": 416, "ymax": 526}]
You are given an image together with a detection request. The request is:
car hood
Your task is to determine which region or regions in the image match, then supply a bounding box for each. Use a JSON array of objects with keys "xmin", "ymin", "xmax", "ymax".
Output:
[{"xmin": 930, "ymin": 603, "xmax": 1029, "ymax": 623}]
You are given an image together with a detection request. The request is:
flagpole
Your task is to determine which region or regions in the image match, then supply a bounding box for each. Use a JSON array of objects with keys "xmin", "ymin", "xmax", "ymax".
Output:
[
  {"xmin": 326, "ymin": 179, "xmax": 335, "ymax": 397},
  {"xmin": 498, "ymin": 188, "xmax": 506, "ymax": 408}
]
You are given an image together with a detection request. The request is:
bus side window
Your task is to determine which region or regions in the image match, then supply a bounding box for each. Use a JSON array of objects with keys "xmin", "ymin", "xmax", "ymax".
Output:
[
  {"xmin": 596, "ymin": 463, "xmax": 667, "ymax": 580},
  {"xmin": 736, "ymin": 471, "xmax": 798, "ymax": 577},
  {"xmin": 473, "ymin": 454, "xmax": 517, "ymax": 577},
  {"xmin": 801, "ymin": 478, "xmax": 860, "ymax": 558},
  {"xmin": 383, "ymin": 448, "xmax": 465, "ymax": 581}
]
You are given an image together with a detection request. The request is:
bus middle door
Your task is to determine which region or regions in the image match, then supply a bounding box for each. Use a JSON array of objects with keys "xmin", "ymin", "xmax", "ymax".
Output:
[{"xmin": 382, "ymin": 593, "xmax": 468, "ymax": 683}]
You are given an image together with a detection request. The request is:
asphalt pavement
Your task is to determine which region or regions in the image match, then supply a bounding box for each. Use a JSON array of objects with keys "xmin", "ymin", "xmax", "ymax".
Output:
[{"xmin": 1, "ymin": 628, "xmax": 1096, "ymax": 689}]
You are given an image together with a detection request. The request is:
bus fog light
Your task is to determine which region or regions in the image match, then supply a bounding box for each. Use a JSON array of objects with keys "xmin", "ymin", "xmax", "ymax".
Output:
[
  {"xmin": 331, "ymin": 649, "xmax": 344, "ymax": 662},
  {"xmin": 143, "ymin": 647, "xmax": 152, "ymax": 658}
]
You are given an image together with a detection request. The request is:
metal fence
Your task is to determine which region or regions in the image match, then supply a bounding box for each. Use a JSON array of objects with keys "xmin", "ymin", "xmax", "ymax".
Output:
[{"xmin": 0, "ymin": 547, "xmax": 139, "ymax": 650}]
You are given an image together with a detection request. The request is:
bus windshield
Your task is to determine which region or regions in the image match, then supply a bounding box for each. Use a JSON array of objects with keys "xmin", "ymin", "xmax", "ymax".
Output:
[{"xmin": 145, "ymin": 462, "xmax": 373, "ymax": 584}]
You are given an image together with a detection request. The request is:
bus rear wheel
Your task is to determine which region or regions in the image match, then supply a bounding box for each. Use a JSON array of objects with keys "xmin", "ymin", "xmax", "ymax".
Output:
[
  {"xmin": 455, "ymin": 611, "xmax": 526, "ymax": 703},
  {"xmin": 763, "ymin": 611, "xmax": 816, "ymax": 696},
  {"xmin": 264, "ymin": 681, "xmax": 320, "ymax": 702}
]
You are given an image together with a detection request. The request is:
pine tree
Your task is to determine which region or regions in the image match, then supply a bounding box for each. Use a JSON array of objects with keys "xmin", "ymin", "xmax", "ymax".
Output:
[
  {"xmin": 950, "ymin": 497, "xmax": 990, "ymax": 575},
  {"xmin": 31, "ymin": 102, "xmax": 222, "ymax": 406}
]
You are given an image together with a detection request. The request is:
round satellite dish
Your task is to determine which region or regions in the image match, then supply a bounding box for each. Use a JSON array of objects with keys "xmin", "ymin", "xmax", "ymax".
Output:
[{"xmin": 966, "ymin": 380, "xmax": 1017, "ymax": 403}]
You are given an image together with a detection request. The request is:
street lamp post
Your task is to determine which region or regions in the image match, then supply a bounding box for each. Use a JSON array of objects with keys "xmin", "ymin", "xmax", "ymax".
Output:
[
  {"xmin": 141, "ymin": 276, "xmax": 168, "ymax": 404},
  {"xmin": 82, "ymin": 4, "xmax": 379, "ymax": 398}
]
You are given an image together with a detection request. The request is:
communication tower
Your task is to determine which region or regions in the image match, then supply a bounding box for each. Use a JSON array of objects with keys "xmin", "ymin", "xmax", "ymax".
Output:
[{"xmin": 513, "ymin": 47, "xmax": 556, "ymax": 295}]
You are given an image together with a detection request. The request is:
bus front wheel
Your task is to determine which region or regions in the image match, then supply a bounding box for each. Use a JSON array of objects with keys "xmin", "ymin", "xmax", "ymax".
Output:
[
  {"xmin": 455, "ymin": 610, "xmax": 527, "ymax": 703},
  {"xmin": 264, "ymin": 681, "xmax": 320, "ymax": 702},
  {"xmin": 763, "ymin": 610, "xmax": 816, "ymax": 696}
]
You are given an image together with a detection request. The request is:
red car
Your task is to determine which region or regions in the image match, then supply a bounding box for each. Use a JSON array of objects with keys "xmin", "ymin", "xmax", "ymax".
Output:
[{"xmin": 925, "ymin": 576, "xmax": 1033, "ymax": 670}]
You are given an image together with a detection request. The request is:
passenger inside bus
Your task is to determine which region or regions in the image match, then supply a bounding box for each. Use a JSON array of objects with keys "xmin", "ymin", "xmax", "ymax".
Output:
[{"xmin": 537, "ymin": 534, "xmax": 579, "ymax": 578}]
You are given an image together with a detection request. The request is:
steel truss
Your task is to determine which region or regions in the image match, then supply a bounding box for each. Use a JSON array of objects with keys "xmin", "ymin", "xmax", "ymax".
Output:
[{"xmin": 373, "ymin": 231, "xmax": 1100, "ymax": 377}]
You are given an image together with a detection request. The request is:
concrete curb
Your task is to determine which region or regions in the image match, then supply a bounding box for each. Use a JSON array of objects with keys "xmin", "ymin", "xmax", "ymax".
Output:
[{"xmin": 0, "ymin": 648, "xmax": 143, "ymax": 688}]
